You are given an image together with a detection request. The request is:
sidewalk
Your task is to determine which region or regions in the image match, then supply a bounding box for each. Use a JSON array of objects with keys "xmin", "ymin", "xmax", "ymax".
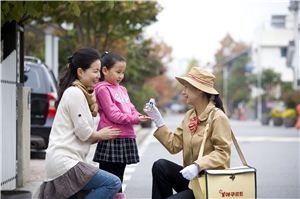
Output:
[{"xmin": 22, "ymin": 124, "xmax": 153, "ymax": 198}]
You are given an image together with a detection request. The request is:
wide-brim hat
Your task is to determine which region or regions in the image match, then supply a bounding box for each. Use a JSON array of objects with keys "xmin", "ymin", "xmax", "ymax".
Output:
[{"xmin": 175, "ymin": 67, "xmax": 219, "ymax": 95}]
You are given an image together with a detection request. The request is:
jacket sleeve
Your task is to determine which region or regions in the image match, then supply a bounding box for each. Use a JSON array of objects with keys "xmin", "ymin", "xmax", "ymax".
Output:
[
  {"xmin": 130, "ymin": 104, "xmax": 141, "ymax": 124},
  {"xmin": 195, "ymin": 113, "xmax": 232, "ymax": 170},
  {"xmin": 153, "ymin": 120, "xmax": 184, "ymax": 154},
  {"xmin": 96, "ymin": 86, "xmax": 139, "ymax": 124},
  {"xmin": 67, "ymin": 88, "xmax": 94, "ymax": 142}
]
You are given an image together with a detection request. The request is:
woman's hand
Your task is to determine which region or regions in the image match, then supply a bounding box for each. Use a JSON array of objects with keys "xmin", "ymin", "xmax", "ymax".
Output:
[
  {"xmin": 138, "ymin": 115, "xmax": 152, "ymax": 122},
  {"xmin": 179, "ymin": 164, "xmax": 200, "ymax": 180},
  {"xmin": 143, "ymin": 99, "xmax": 165, "ymax": 128},
  {"xmin": 97, "ymin": 126, "xmax": 120, "ymax": 140},
  {"xmin": 88, "ymin": 126, "xmax": 120, "ymax": 144}
]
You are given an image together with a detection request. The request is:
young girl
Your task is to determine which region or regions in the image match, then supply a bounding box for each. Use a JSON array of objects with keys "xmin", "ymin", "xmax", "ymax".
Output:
[
  {"xmin": 93, "ymin": 52, "xmax": 151, "ymax": 199},
  {"xmin": 39, "ymin": 48, "xmax": 122, "ymax": 199},
  {"xmin": 144, "ymin": 67, "xmax": 232, "ymax": 199}
]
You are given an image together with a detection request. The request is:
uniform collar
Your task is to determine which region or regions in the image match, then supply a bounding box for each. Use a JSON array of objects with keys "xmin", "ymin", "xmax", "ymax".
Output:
[{"xmin": 190, "ymin": 101, "xmax": 216, "ymax": 122}]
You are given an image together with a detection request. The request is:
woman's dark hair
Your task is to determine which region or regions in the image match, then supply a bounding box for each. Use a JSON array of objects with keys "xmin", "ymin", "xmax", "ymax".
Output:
[
  {"xmin": 205, "ymin": 93, "xmax": 225, "ymax": 113},
  {"xmin": 55, "ymin": 47, "xmax": 100, "ymax": 108},
  {"xmin": 100, "ymin": 51, "xmax": 126, "ymax": 81}
]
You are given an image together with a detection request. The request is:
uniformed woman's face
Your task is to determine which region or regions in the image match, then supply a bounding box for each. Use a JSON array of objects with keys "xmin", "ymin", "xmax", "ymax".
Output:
[{"xmin": 181, "ymin": 82, "xmax": 205, "ymax": 106}]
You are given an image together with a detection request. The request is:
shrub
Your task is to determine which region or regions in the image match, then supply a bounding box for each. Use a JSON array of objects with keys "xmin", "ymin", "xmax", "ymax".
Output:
[
  {"xmin": 281, "ymin": 108, "xmax": 297, "ymax": 118},
  {"xmin": 270, "ymin": 109, "xmax": 282, "ymax": 118},
  {"xmin": 281, "ymin": 90, "xmax": 300, "ymax": 108}
]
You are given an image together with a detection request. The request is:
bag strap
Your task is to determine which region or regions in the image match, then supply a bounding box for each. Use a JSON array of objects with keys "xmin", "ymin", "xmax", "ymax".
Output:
[{"xmin": 198, "ymin": 108, "xmax": 248, "ymax": 166}]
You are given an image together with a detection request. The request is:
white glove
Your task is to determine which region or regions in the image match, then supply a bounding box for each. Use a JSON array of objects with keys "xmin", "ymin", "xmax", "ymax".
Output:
[
  {"xmin": 143, "ymin": 98, "xmax": 165, "ymax": 128},
  {"xmin": 179, "ymin": 164, "xmax": 200, "ymax": 180}
]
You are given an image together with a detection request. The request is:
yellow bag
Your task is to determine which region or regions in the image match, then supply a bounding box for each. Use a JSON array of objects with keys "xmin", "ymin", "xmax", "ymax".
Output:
[{"xmin": 190, "ymin": 109, "xmax": 257, "ymax": 199}]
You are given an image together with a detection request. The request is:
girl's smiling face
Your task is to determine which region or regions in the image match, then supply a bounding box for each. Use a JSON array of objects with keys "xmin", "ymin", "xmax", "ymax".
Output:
[{"xmin": 102, "ymin": 61, "xmax": 126, "ymax": 85}]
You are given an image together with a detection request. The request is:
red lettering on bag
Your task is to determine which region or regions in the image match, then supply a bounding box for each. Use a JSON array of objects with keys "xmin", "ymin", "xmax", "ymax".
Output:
[{"xmin": 219, "ymin": 189, "xmax": 244, "ymax": 197}]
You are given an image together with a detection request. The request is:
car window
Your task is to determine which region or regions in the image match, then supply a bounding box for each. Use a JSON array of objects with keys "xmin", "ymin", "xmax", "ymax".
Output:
[
  {"xmin": 24, "ymin": 65, "xmax": 45, "ymax": 93},
  {"xmin": 24, "ymin": 62, "xmax": 58, "ymax": 94},
  {"xmin": 45, "ymin": 69, "xmax": 58, "ymax": 94}
]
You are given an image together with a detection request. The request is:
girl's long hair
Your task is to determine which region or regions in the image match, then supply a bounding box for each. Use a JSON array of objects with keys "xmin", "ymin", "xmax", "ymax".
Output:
[{"xmin": 55, "ymin": 48, "xmax": 100, "ymax": 108}]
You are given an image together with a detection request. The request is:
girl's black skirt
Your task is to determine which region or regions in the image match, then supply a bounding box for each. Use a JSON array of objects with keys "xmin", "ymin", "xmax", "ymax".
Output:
[{"xmin": 93, "ymin": 138, "xmax": 139, "ymax": 164}]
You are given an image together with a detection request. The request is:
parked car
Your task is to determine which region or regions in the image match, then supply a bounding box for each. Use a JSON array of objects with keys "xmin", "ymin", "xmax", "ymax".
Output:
[
  {"xmin": 24, "ymin": 56, "xmax": 57, "ymax": 158},
  {"xmin": 169, "ymin": 103, "xmax": 187, "ymax": 113}
]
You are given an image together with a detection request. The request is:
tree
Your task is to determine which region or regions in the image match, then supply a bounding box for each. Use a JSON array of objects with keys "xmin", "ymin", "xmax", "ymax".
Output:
[
  {"xmin": 247, "ymin": 68, "xmax": 281, "ymax": 101},
  {"xmin": 25, "ymin": 1, "xmax": 161, "ymax": 51},
  {"xmin": 126, "ymin": 38, "xmax": 173, "ymax": 111},
  {"xmin": 213, "ymin": 34, "xmax": 249, "ymax": 98},
  {"xmin": 281, "ymin": 82, "xmax": 300, "ymax": 108},
  {"xmin": 3, "ymin": 1, "xmax": 162, "ymax": 69},
  {"xmin": 227, "ymin": 55, "xmax": 251, "ymax": 108},
  {"xmin": 1, "ymin": 1, "xmax": 80, "ymax": 26},
  {"xmin": 2, "ymin": 1, "xmax": 167, "ymax": 112},
  {"xmin": 261, "ymin": 69, "xmax": 281, "ymax": 92}
]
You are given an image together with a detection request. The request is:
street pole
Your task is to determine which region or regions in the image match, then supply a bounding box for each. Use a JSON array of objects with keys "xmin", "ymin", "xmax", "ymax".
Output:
[
  {"xmin": 289, "ymin": 0, "xmax": 300, "ymax": 90},
  {"xmin": 257, "ymin": 67, "xmax": 262, "ymax": 121},
  {"xmin": 255, "ymin": 44, "xmax": 263, "ymax": 121},
  {"xmin": 223, "ymin": 65, "xmax": 228, "ymax": 114}
]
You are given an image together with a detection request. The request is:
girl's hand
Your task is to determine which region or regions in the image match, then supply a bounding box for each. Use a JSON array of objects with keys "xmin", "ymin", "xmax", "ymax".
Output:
[{"xmin": 138, "ymin": 115, "xmax": 152, "ymax": 122}]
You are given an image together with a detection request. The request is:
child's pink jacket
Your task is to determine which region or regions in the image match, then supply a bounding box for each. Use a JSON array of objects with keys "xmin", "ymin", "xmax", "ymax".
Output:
[{"xmin": 94, "ymin": 81, "xmax": 140, "ymax": 138}]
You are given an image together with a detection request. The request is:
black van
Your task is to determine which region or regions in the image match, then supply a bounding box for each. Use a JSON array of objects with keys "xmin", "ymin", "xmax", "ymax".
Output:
[{"xmin": 24, "ymin": 56, "xmax": 57, "ymax": 158}]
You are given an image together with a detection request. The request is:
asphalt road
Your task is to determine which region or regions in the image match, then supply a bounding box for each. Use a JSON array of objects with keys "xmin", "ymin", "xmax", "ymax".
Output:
[
  {"xmin": 124, "ymin": 113, "xmax": 300, "ymax": 199},
  {"xmin": 27, "ymin": 113, "xmax": 300, "ymax": 199}
]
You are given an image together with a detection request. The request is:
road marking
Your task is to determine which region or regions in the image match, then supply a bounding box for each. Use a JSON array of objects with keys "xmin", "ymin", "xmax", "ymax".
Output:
[
  {"xmin": 237, "ymin": 136, "xmax": 300, "ymax": 142},
  {"xmin": 123, "ymin": 131, "xmax": 154, "ymax": 192},
  {"xmin": 123, "ymin": 133, "xmax": 300, "ymax": 192}
]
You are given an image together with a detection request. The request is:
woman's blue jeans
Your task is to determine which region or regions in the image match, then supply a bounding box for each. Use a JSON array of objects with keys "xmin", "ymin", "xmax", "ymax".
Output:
[{"xmin": 69, "ymin": 169, "xmax": 121, "ymax": 199}]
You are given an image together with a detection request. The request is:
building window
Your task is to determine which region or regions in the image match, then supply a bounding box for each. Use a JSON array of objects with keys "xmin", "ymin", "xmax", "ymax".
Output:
[
  {"xmin": 280, "ymin": 47, "xmax": 287, "ymax": 57},
  {"xmin": 271, "ymin": 15, "xmax": 286, "ymax": 28}
]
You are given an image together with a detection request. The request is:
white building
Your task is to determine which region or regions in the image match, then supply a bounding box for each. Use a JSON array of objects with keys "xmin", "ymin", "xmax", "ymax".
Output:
[{"xmin": 252, "ymin": 14, "xmax": 294, "ymax": 82}]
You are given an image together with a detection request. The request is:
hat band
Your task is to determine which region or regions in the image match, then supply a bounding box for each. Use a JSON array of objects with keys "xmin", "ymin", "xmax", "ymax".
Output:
[{"xmin": 187, "ymin": 74, "xmax": 214, "ymax": 87}]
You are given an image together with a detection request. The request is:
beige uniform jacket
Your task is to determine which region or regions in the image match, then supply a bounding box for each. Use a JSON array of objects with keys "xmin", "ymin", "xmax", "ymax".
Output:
[{"xmin": 154, "ymin": 101, "xmax": 232, "ymax": 170}]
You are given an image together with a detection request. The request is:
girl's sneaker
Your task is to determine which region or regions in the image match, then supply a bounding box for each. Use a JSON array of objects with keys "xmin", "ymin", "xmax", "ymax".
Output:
[{"xmin": 113, "ymin": 192, "xmax": 126, "ymax": 199}]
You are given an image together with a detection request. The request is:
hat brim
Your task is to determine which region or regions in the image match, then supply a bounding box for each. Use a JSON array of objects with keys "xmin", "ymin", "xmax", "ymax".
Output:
[{"xmin": 175, "ymin": 76, "xmax": 219, "ymax": 95}]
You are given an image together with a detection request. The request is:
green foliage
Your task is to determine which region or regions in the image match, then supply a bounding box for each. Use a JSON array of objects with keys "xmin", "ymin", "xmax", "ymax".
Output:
[
  {"xmin": 227, "ymin": 55, "xmax": 250, "ymax": 106},
  {"xmin": 3, "ymin": 1, "xmax": 164, "ymax": 111},
  {"xmin": 281, "ymin": 89, "xmax": 300, "ymax": 108},
  {"xmin": 247, "ymin": 68, "xmax": 282, "ymax": 103},
  {"xmin": 127, "ymin": 84, "xmax": 158, "ymax": 112},
  {"xmin": 1, "ymin": 1, "xmax": 80, "ymax": 26},
  {"xmin": 261, "ymin": 68, "xmax": 281, "ymax": 90},
  {"xmin": 124, "ymin": 38, "xmax": 162, "ymax": 88},
  {"xmin": 41, "ymin": 1, "xmax": 161, "ymax": 51},
  {"xmin": 24, "ymin": 31, "xmax": 44, "ymax": 60},
  {"xmin": 214, "ymin": 72, "xmax": 223, "ymax": 97}
]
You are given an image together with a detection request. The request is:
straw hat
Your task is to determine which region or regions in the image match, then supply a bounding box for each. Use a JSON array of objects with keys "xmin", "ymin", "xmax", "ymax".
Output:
[{"xmin": 175, "ymin": 67, "xmax": 219, "ymax": 95}]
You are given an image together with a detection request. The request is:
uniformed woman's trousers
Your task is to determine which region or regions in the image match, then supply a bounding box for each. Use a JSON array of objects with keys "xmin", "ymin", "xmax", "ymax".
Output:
[{"xmin": 152, "ymin": 159, "xmax": 195, "ymax": 199}]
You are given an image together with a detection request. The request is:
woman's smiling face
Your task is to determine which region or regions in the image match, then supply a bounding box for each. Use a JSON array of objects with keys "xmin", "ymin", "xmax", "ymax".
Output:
[
  {"xmin": 181, "ymin": 82, "xmax": 203, "ymax": 106},
  {"xmin": 78, "ymin": 59, "xmax": 101, "ymax": 88}
]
